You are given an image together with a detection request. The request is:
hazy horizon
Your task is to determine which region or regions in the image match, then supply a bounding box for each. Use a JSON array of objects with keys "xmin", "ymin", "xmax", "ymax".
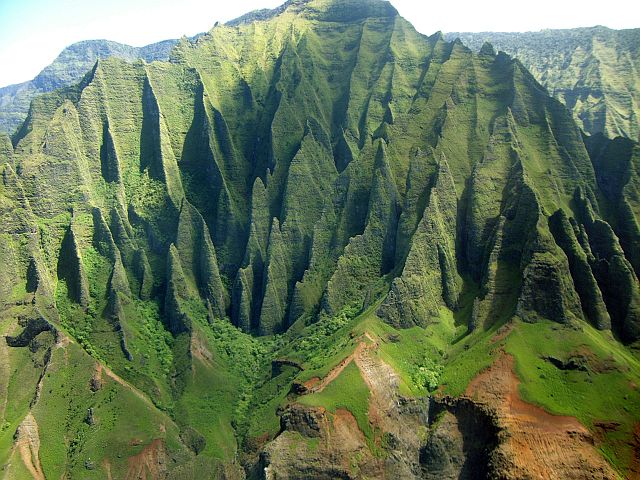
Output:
[{"xmin": 0, "ymin": 0, "xmax": 637, "ymax": 88}]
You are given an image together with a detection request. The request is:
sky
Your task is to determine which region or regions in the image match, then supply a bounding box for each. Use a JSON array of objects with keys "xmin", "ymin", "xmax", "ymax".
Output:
[{"xmin": 0, "ymin": 0, "xmax": 637, "ymax": 87}]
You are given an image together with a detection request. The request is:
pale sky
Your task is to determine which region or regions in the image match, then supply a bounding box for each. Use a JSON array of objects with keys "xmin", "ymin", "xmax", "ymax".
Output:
[{"xmin": 0, "ymin": 0, "xmax": 637, "ymax": 87}]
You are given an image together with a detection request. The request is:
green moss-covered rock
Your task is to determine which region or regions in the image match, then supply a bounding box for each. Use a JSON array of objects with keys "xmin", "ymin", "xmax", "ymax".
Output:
[
  {"xmin": 175, "ymin": 201, "xmax": 227, "ymax": 319},
  {"xmin": 323, "ymin": 140, "xmax": 399, "ymax": 315},
  {"xmin": 586, "ymin": 220, "xmax": 640, "ymax": 343},
  {"xmin": 0, "ymin": 134, "xmax": 13, "ymax": 165},
  {"xmin": 164, "ymin": 244, "xmax": 192, "ymax": 335},
  {"xmin": 378, "ymin": 154, "xmax": 460, "ymax": 327},
  {"xmin": 549, "ymin": 210, "xmax": 611, "ymax": 329},
  {"xmin": 2, "ymin": 1, "xmax": 640, "ymax": 476},
  {"xmin": 516, "ymin": 229, "xmax": 584, "ymax": 325},
  {"xmin": 259, "ymin": 218, "xmax": 289, "ymax": 335},
  {"xmin": 57, "ymin": 223, "xmax": 90, "ymax": 310},
  {"xmin": 447, "ymin": 27, "xmax": 640, "ymax": 140},
  {"xmin": 99, "ymin": 121, "xmax": 121, "ymax": 183},
  {"xmin": 586, "ymin": 134, "xmax": 640, "ymax": 276}
]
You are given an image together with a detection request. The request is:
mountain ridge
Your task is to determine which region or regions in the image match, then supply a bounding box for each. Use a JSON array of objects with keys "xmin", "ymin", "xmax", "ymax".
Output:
[
  {"xmin": 0, "ymin": 38, "xmax": 181, "ymax": 135},
  {"xmin": 446, "ymin": 26, "xmax": 640, "ymax": 140},
  {"xmin": 0, "ymin": 0, "xmax": 639, "ymax": 477}
]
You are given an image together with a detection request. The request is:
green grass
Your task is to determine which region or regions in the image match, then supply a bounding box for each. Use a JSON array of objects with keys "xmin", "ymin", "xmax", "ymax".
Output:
[
  {"xmin": 3, "ymin": 2, "xmax": 640, "ymax": 477},
  {"xmin": 505, "ymin": 319, "xmax": 640, "ymax": 475},
  {"xmin": 355, "ymin": 308, "xmax": 461, "ymax": 396},
  {"xmin": 0, "ymin": 312, "xmax": 43, "ymax": 475},
  {"xmin": 438, "ymin": 323, "xmax": 506, "ymax": 396},
  {"xmin": 15, "ymin": 336, "xmax": 188, "ymax": 480},
  {"xmin": 298, "ymin": 361, "xmax": 373, "ymax": 444}
]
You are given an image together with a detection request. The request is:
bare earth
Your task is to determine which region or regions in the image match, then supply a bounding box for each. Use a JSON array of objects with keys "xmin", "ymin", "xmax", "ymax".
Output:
[{"xmin": 465, "ymin": 353, "xmax": 618, "ymax": 480}]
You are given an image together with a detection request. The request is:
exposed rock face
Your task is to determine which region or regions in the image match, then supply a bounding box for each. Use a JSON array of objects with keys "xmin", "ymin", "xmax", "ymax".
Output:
[
  {"xmin": 262, "ymin": 337, "xmax": 430, "ymax": 479},
  {"xmin": 263, "ymin": 406, "xmax": 371, "ymax": 480},
  {"xmin": 279, "ymin": 404, "xmax": 324, "ymax": 438},
  {"xmin": 0, "ymin": 39, "xmax": 181, "ymax": 135},
  {"xmin": 421, "ymin": 352, "xmax": 620, "ymax": 480},
  {"xmin": 14, "ymin": 413, "xmax": 45, "ymax": 480},
  {"xmin": 263, "ymin": 341, "xmax": 619, "ymax": 480},
  {"xmin": 464, "ymin": 354, "xmax": 618, "ymax": 479},
  {"xmin": 421, "ymin": 398, "xmax": 499, "ymax": 480},
  {"xmin": 0, "ymin": 0, "xmax": 639, "ymax": 478},
  {"xmin": 446, "ymin": 27, "xmax": 640, "ymax": 140},
  {"xmin": 5, "ymin": 314, "xmax": 56, "ymax": 348}
]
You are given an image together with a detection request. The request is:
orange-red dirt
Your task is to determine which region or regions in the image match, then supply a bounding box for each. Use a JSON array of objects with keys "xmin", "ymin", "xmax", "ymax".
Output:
[{"xmin": 465, "ymin": 354, "xmax": 618, "ymax": 479}]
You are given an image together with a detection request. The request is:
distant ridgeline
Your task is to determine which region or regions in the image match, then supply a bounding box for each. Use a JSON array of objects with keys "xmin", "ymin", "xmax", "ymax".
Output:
[
  {"xmin": 0, "ymin": 0, "xmax": 639, "ymax": 478},
  {"xmin": 2, "ymin": 25, "xmax": 638, "ymax": 143},
  {"xmin": 446, "ymin": 27, "xmax": 640, "ymax": 141},
  {"xmin": 0, "ymin": 39, "xmax": 180, "ymax": 135}
]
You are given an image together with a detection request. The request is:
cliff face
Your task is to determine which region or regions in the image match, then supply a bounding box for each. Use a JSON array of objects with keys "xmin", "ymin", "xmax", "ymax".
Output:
[
  {"xmin": 1, "ymin": 1, "xmax": 639, "ymax": 478},
  {"xmin": 446, "ymin": 27, "xmax": 640, "ymax": 141},
  {"xmin": 0, "ymin": 39, "xmax": 179, "ymax": 135}
]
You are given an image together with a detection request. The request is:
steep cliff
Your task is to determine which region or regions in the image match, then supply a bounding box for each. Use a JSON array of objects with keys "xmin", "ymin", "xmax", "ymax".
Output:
[{"xmin": 1, "ymin": 1, "xmax": 639, "ymax": 478}]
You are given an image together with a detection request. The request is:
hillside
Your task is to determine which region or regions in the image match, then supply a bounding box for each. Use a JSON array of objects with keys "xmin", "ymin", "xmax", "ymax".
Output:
[
  {"xmin": 446, "ymin": 27, "xmax": 640, "ymax": 141},
  {"xmin": 0, "ymin": 39, "xmax": 179, "ymax": 135},
  {"xmin": 1, "ymin": 0, "xmax": 639, "ymax": 478}
]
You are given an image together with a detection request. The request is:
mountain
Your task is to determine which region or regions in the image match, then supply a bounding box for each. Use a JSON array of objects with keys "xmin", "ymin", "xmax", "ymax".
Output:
[
  {"xmin": 445, "ymin": 27, "xmax": 640, "ymax": 141},
  {"xmin": 1, "ymin": 0, "xmax": 639, "ymax": 478},
  {"xmin": 0, "ymin": 39, "xmax": 179, "ymax": 135}
]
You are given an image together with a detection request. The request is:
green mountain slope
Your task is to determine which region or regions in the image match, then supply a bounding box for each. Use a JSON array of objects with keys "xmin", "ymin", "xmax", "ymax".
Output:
[
  {"xmin": 0, "ymin": 39, "xmax": 179, "ymax": 135},
  {"xmin": 446, "ymin": 27, "xmax": 640, "ymax": 141},
  {"xmin": 1, "ymin": 0, "xmax": 639, "ymax": 478}
]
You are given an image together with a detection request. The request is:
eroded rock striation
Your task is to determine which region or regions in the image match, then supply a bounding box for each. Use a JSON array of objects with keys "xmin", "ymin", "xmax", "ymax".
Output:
[{"xmin": 0, "ymin": 0, "xmax": 639, "ymax": 478}]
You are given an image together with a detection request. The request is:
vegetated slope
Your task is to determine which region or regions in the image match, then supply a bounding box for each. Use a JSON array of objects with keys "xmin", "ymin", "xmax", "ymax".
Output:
[
  {"xmin": 445, "ymin": 27, "xmax": 640, "ymax": 141},
  {"xmin": 0, "ymin": 0, "xmax": 639, "ymax": 478},
  {"xmin": 0, "ymin": 39, "xmax": 179, "ymax": 135}
]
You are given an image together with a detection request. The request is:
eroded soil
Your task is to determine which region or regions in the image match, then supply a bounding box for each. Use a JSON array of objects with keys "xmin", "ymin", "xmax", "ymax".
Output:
[{"xmin": 465, "ymin": 353, "xmax": 618, "ymax": 479}]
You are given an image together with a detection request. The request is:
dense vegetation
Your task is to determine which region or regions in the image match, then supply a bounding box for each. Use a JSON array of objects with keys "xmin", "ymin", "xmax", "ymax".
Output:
[
  {"xmin": 0, "ymin": 39, "xmax": 179, "ymax": 135},
  {"xmin": 446, "ymin": 27, "xmax": 640, "ymax": 140},
  {"xmin": 0, "ymin": 0, "xmax": 639, "ymax": 478}
]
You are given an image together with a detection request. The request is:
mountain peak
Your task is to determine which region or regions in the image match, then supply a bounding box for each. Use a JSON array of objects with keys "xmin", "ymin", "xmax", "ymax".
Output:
[{"xmin": 227, "ymin": 0, "xmax": 397, "ymax": 26}]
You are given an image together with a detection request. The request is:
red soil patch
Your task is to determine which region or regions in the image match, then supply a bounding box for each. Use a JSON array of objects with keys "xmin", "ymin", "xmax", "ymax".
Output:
[
  {"xmin": 630, "ymin": 423, "xmax": 640, "ymax": 479},
  {"xmin": 331, "ymin": 408, "xmax": 384, "ymax": 477},
  {"xmin": 465, "ymin": 353, "xmax": 617, "ymax": 479},
  {"xmin": 125, "ymin": 438, "xmax": 167, "ymax": 480},
  {"xmin": 303, "ymin": 377, "xmax": 321, "ymax": 390},
  {"xmin": 332, "ymin": 408, "xmax": 367, "ymax": 451},
  {"xmin": 306, "ymin": 344, "xmax": 365, "ymax": 394},
  {"xmin": 491, "ymin": 323, "xmax": 514, "ymax": 343}
]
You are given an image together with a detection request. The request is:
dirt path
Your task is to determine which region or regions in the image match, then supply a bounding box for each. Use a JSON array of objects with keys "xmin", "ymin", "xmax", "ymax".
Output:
[
  {"xmin": 301, "ymin": 333, "xmax": 423, "ymax": 476},
  {"xmin": 103, "ymin": 459, "xmax": 114, "ymax": 480},
  {"xmin": 307, "ymin": 333, "xmax": 381, "ymax": 395},
  {"xmin": 465, "ymin": 354, "xmax": 617, "ymax": 479},
  {"xmin": 354, "ymin": 343, "xmax": 398, "ymax": 422},
  {"xmin": 124, "ymin": 438, "xmax": 167, "ymax": 480},
  {"xmin": 95, "ymin": 363, "xmax": 155, "ymax": 409},
  {"xmin": 15, "ymin": 413, "xmax": 45, "ymax": 480},
  {"xmin": 306, "ymin": 344, "xmax": 363, "ymax": 394},
  {"xmin": 354, "ymin": 339, "xmax": 423, "ymax": 473},
  {"xmin": 304, "ymin": 334, "xmax": 417, "ymax": 442}
]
